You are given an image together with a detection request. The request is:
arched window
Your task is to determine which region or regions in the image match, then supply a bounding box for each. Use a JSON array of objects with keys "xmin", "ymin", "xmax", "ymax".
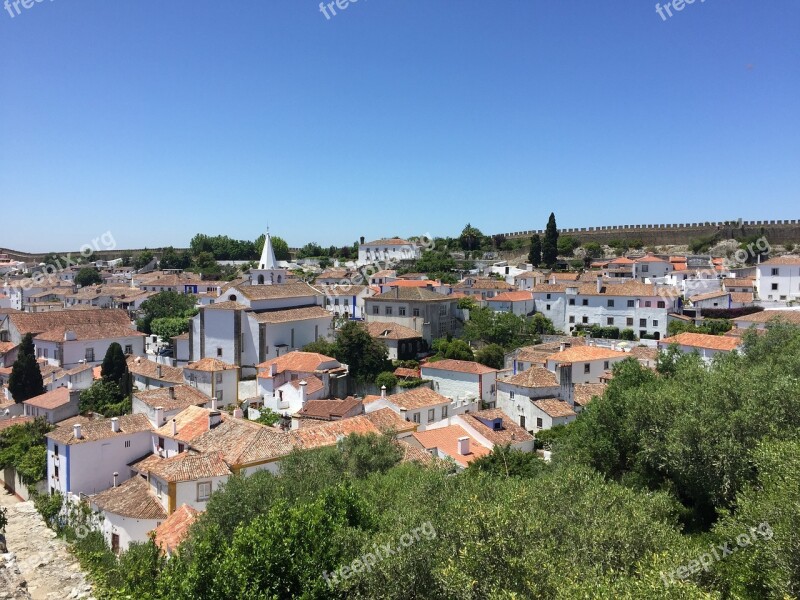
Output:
[
  {"xmin": 228, "ymin": 294, "xmax": 237, "ymax": 302},
  {"xmin": 257, "ymin": 275, "xmax": 264, "ymax": 285},
  {"xmin": 277, "ymin": 275, "xmax": 282, "ymax": 283}
]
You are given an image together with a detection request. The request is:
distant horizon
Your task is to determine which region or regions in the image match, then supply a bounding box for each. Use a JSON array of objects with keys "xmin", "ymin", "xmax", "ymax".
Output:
[{"xmin": 1, "ymin": 215, "xmax": 797, "ymax": 255}]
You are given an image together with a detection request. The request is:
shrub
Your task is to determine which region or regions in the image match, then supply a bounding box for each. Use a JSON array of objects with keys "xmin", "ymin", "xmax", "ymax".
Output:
[
  {"xmin": 620, "ymin": 329, "xmax": 636, "ymax": 341},
  {"xmin": 376, "ymin": 372, "xmax": 398, "ymax": 390}
]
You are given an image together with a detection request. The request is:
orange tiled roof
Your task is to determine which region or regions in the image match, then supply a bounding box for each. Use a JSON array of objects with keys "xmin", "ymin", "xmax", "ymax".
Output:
[
  {"xmin": 289, "ymin": 375, "xmax": 325, "ymax": 396},
  {"xmin": 460, "ymin": 409, "xmax": 534, "ymax": 445},
  {"xmin": 23, "ymin": 387, "xmax": 71, "ymax": 409},
  {"xmin": 546, "ymin": 346, "xmax": 629, "ymax": 364},
  {"xmin": 533, "ymin": 398, "xmax": 577, "ymax": 418},
  {"xmin": 733, "ymin": 310, "xmax": 800, "ymax": 326},
  {"xmin": 412, "ymin": 425, "xmax": 490, "ymax": 467},
  {"xmin": 659, "ymin": 332, "xmax": 742, "ymax": 352},
  {"xmin": 146, "ymin": 451, "xmax": 232, "ymax": 483},
  {"xmin": 421, "ymin": 359, "xmax": 497, "ymax": 376},
  {"xmin": 760, "ymin": 255, "xmax": 800, "ymax": 266},
  {"xmin": 363, "ymin": 407, "xmax": 417, "ymax": 434},
  {"xmin": 387, "ymin": 387, "xmax": 450, "ymax": 410},
  {"xmin": 133, "ymin": 385, "xmax": 210, "ymax": 411},
  {"xmin": 366, "ymin": 322, "xmax": 422, "ymax": 340},
  {"xmin": 91, "ymin": 475, "xmax": 166, "ymax": 520},
  {"xmin": 47, "ymin": 413, "xmax": 152, "ymax": 445},
  {"xmin": 153, "ymin": 504, "xmax": 199, "ymax": 555},
  {"xmin": 502, "ymin": 366, "xmax": 558, "ymax": 389},
  {"xmin": 257, "ymin": 351, "xmax": 340, "ymax": 378},
  {"xmin": 488, "ymin": 291, "xmax": 534, "ymax": 302},
  {"xmin": 185, "ymin": 358, "xmax": 237, "ymax": 372},
  {"xmin": 573, "ymin": 383, "xmax": 608, "ymax": 407}
]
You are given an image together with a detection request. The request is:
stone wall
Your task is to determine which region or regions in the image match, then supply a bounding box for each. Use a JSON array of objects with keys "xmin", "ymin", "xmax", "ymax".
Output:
[{"xmin": 497, "ymin": 219, "xmax": 800, "ymax": 246}]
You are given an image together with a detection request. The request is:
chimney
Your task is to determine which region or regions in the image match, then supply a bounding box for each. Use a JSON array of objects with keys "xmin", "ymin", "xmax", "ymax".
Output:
[
  {"xmin": 171, "ymin": 418, "xmax": 177, "ymax": 436},
  {"xmin": 73, "ymin": 423, "xmax": 82, "ymax": 440},
  {"xmin": 559, "ymin": 342, "xmax": 566, "ymax": 353},
  {"xmin": 299, "ymin": 380, "xmax": 308, "ymax": 406},
  {"xmin": 381, "ymin": 385, "xmax": 387, "ymax": 398},
  {"xmin": 596, "ymin": 275, "xmax": 603, "ymax": 294},
  {"xmin": 457, "ymin": 436, "xmax": 470, "ymax": 456},
  {"xmin": 270, "ymin": 363, "xmax": 278, "ymax": 377},
  {"xmin": 208, "ymin": 410, "xmax": 222, "ymax": 429},
  {"xmin": 111, "ymin": 417, "xmax": 119, "ymax": 433},
  {"xmin": 211, "ymin": 397, "xmax": 218, "ymax": 410},
  {"xmin": 559, "ymin": 364, "xmax": 574, "ymax": 406},
  {"xmin": 154, "ymin": 406, "xmax": 165, "ymax": 426},
  {"xmin": 157, "ymin": 364, "xmax": 162, "ymax": 378},
  {"xmin": 399, "ymin": 407, "xmax": 408, "ymax": 421},
  {"xmin": 233, "ymin": 407, "xmax": 244, "ymax": 419},
  {"xmin": 168, "ymin": 387, "xmax": 175, "ymax": 399},
  {"xmin": 112, "ymin": 472, "xmax": 119, "ymax": 487}
]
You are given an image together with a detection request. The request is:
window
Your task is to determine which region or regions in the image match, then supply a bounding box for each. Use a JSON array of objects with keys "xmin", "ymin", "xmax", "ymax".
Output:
[
  {"xmin": 43, "ymin": 348, "xmax": 48, "ymax": 359},
  {"xmin": 197, "ymin": 481, "xmax": 212, "ymax": 502},
  {"xmin": 607, "ymin": 300, "xmax": 614, "ymax": 307},
  {"xmin": 645, "ymin": 301, "xmax": 652, "ymax": 307},
  {"xmin": 582, "ymin": 299, "xmax": 588, "ymax": 306},
  {"xmin": 439, "ymin": 305, "xmax": 447, "ymax": 316},
  {"xmin": 627, "ymin": 300, "xmax": 635, "ymax": 308},
  {"xmin": 510, "ymin": 391, "xmax": 515, "ymax": 399},
  {"xmin": 412, "ymin": 308, "xmax": 420, "ymax": 317},
  {"xmin": 216, "ymin": 390, "xmax": 223, "ymax": 402},
  {"xmin": 54, "ymin": 465, "xmax": 59, "ymax": 479},
  {"xmin": 427, "ymin": 409, "xmax": 435, "ymax": 422},
  {"xmin": 333, "ymin": 298, "xmax": 339, "ymax": 306},
  {"xmin": 627, "ymin": 317, "xmax": 634, "ymax": 326},
  {"xmin": 85, "ymin": 348, "xmax": 94, "ymax": 362},
  {"xmin": 442, "ymin": 405, "xmax": 448, "ymax": 418},
  {"xmin": 536, "ymin": 417, "xmax": 543, "ymax": 429},
  {"xmin": 604, "ymin": 361, "xmax": 610, "ymax": 370},
  {"xmin": 156, "ymin": 481, "xmax": 163, "ymax": 498},
  {"xmin": 657, "ymin": 301, "xmax": 665, "ymax": 309},
  {"xmin": 546, "ymin": 304, "xmax": 551, "ymax": 311},
  {"xmin": 373, "ymin": 306, "xmax": 379, "ymax": 315},
  {"xmin": 385, "ymin": 307, "xmax": 393, "ymax": 316},
  {"xmin": 412, "ymin": 412, "xmax": 421, "ymax": 423},
  {"xmin": 584, "ymin": 364, "xmax": 591, "ymax": 374},
  {"xmin": 124, "ymin": 345, "xmax": 133, "ymax": 355},
  {"xmin": 569, "ymin": 298, "xmax": 575, "ymax": 306},
  {"xmin": 157, "ymin": 437, "xmax": 165, "ymax": 450},
  {"xmin": 653, "ymin": 320, "xmax": 659, "ymax": 327},
  {"xmin": 53, "ymin": 444, "xmax": 58, "ymax": 455},
  {"xmin": 399, "ymin": 307, "xmax": 406, "ymax": 316},
  {"xmin": 216, "ymin": 373, "xmax": 223, "ymax": 383},
  {"xmin": 771, "ymin": 268, "xmax": 780, "ymax": 276},
  {"xmin": 217, "ymin": 348, "xmax": 223, "ymax": 357},
  {"xmin": 641, "ymin": 265, "xmax": 649, "ymax": 273},
  {"xmin": 519, "ymin": 415, "xmax": 526, "ymax": 429},
  {"xmin": 607, "ymin": 317, "xmax": 614, "ymax": 326},
  {"xmin": 124, "ymin": 440, "xmax": 131, "ymax": 448},
  {"xmin": 582, "ymin": 316, "xmax": 589, "ymax": 324},
  {"xmin": 546, "ymin": 294, "xmax": 551, "ymax": 300},
  {"xmin": 640, "ymin": 319, "xmax": 647, "ymax": 327},
  {"xmin": 569, "ymin": 316, "xmax": 575, "ymax": 324},
  {"xmin": 771, "ymin": 283, "xmax": 779, "ymax": 291}
]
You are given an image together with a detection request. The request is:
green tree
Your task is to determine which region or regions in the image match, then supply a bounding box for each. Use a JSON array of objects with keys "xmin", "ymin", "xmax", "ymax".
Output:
[
  {"xmin": 583, "ymin": 241, "xmax": 604, "ymax": 259},
  {"xmin": 542, "ymin": 212, "xmax": 559, "ymax": 267},
  {"xmin": 74, "ymin": 267, "xmax": 102, "ymax": 287},
  {"xmin": 475, "ymin": 343, "xmax": 505, "ymax": 369},
  {"xmin": 101, "ymin": 342, "xmax": 131, "ymax": 398},
  {"xmin": 137, "ymin": 291, "xmax": 198, "ymax": 335},
  {"xmin": 302, "ymin": 338, "xmax": 338, "ymax": 356},
  {"xmin": 132, "ymin": 250, "xmax": 154, "ymax": 270},
  {"xmin": 0, "ymin": 418, "xmax": 52, "ymax": 486},
  {"xmin": 557, "ymin": 235, "xmax": 579, "ymax": 257},
  {"xmin": 432, "ymin": 338, "xmax": 474, "ymax": 361},
  {"xmin": 459, "ymin": 223, "xmax": 483, "ymax": 252},
  {"xmin": 80, "ymin": 380, "xmax": 130, "ymax": 417},
  {"xmin": 159, "ymin": 246, "xmax": 192, "ymax": 270},
  {"xmin": 466, "ymin": 445, "xmax": 548, "ymax": 479},
  {"xmin": 528, "ymin": 233, "xmax": 542, "ymax": 267},
  {"xmin": 8, "ymin": 333, "xmax": 44, "ymax": 403},
  {"xmin": 376, "ymin": 371, "xmax": 398, "ymax": 390},
  {"xmin": 335, "ymin": 322, "xmax": 392, "ymax": 383},
  {"xmin": 151, "ymin": 317, "xmax": 192, "ymax": 340}
]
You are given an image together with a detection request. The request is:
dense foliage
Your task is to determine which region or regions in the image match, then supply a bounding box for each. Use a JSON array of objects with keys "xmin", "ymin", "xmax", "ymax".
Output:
[
  {"xmin": 463, "ymin": 307, "xmax": 554, "ymax": 348},
  {"xmin": 542, "ymin": 212, "xmax": 559, "ymax": 267},
  {"xmin": 303, "ymin": 322, "xmax": 391, "ymax": 384},
  {"xmin": 8, "ymin": 333, "xmax": 45, "ymax": 403},
  {"xmin": 74, "ymin": 267, "xmax": 103, "ymax": 287},
  {"xmin": 667, "ymin": 318, "xmax": 732, "ymax": 337},
  {"xmin": 0, "ymin": 418, "xmax": 52, "ymax": 485},
  {"xmin": 137, "ymin": 291, "xmax": 198, "ymax": 335}
]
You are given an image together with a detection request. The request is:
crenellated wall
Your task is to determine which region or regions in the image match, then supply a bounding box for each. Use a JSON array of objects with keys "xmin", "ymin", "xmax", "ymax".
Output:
[{"xmin": 497, "ymin": 219, "xmax": 800, "ymax": 246}]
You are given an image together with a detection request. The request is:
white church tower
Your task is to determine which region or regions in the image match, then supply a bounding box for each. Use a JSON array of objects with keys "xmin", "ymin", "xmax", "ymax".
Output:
[{"xmin": 250, "ymin": 231, "xmax": 288, "ymax": 285}]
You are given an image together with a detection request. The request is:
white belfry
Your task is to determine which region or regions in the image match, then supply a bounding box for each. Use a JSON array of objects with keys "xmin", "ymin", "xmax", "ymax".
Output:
[{"xmin": 251, "ymin": 231, "xmax": 288, "ymax": 285}]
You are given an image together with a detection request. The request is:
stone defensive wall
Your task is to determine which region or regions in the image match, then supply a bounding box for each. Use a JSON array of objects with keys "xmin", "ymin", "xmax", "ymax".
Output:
[{"xmin": 498, "ymin": 219, "xmax": 800, "ymax": 246}]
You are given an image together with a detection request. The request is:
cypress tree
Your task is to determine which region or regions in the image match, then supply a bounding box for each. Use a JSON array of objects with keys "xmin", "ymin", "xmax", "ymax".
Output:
[
  {"xmin": 101, "ymin": 342, "xmax": 131, "ymax": 399},
  {"xmin": 528, "ymin": 234, "xmax": 542, "ymax": 267},
  {"xmin": 542, "ymin": 212, "xmax": 560, "ymax": 268},
  {"xmin": 9, "ymin": 333, "xmax": 45, "ymax": 403}
]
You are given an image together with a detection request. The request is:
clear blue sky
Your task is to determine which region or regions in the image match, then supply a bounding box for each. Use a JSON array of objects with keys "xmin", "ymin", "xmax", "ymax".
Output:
[{"xmin": 1, "ymin": 1, "xmax": 798, "ymax": 252}]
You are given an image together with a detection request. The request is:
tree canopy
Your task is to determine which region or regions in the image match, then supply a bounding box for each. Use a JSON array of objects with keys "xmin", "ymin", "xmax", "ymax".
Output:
[
  {"xmin": 137, "ymin": 291, "xmax": 198, "ymax": 335},
  {"xmin": 542, "ymin": 212, "xmax": 559, "ymax": 267},
  {"xmin": 74, "ymin": 267, "xmax": 102, "ymax": 287},
  {"xmin": 8, "ymin": 333, "xmax": 44, "ymax": 403},
  {"xmin": 528, "ymin": 233, "xmax": 542, "ymax": 267}
]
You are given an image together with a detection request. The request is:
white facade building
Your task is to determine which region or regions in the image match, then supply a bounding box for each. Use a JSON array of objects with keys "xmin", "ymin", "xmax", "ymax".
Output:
[
  {"xmin": 756, "ymin": 256, "xmax": 800, "ymax": 301},
  {"xmin": 358, "ymin": 238, "xmax": 420, "ymax": 266},
  {"xmin": 420, "ymin": 359, "xmax": 497, "ymax": 408}
]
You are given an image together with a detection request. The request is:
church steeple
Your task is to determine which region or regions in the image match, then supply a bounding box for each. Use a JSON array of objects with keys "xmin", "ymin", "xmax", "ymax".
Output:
[{"xmin": 251, "ymin": 230, "xmax": 288, "ymax": 286}]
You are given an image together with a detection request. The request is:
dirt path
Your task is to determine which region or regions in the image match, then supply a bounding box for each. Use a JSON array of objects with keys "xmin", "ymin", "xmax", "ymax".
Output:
[{"xmin": 0, "ymin": 490, "xmax": 94, "ymax": 600}]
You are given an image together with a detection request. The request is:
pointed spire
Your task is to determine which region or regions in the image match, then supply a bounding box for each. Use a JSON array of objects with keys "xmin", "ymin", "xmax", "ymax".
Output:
[{"xmin": 259, "ymin": 232, "xmax": 277, "ymax": 270}]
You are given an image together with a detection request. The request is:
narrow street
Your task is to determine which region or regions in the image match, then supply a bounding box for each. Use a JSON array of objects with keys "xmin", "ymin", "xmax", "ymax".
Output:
[{"xmin": 0, "ymin": 490, "xmax": 94, "ymax": 600}]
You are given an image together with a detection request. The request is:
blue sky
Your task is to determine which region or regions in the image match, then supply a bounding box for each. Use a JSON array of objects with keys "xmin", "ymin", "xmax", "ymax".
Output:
[{"xmin": 1, "ymin": 1, "xmax": 798, "ymax": 252}]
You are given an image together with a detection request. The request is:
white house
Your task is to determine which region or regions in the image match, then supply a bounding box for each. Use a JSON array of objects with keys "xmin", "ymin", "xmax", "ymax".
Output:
[
  {"xmin": 732, "ymin": 309, "xmax": 800, "ymax": 332},
  {"xmin": 45, "ymin": 414, "xmax": 154, "ymax": 498},
  {"xmin": 756, "ymin": 255, "xmax": 800, "ymax": 302},
  {"xmin": 533, "ymin": 279, "xmax": 679, "ymax": 340},
  {"xmin": 256, "ymin": 351, "xmax": 349, "ymax": 413},
  {"xmin": 632, "ymin": 254, "xmax": 673, "ymax": 282},
  {"xmin": 485, "ymin": 291, "xmax": 535, "ymax": 316},
  {"xmin": 495, "ymin": 365, "xmax": 567, "ymax": 431},
  {"xmin": 22, "ymin": 387, "xmax": 80, "ymax": 424},
  {"xmin": 425, "ymin": 408, "xmax": 535, "ymax": 454},
  {"xmin": 420, "ymin": 359, "xmax": 497, "ymax": 409},
  {"xmin": 364, "ymin": 386, "xmax": 451, "ymax": 431},
  {"xmin": 319, "ymin": 284, "xmax": 374, "ymax": 321},
  {"xmin": 33, "ymin": 325, "xmax": 146, "ymax": 369},
  {"xmin": 544, "ymin": 346, "xmax": 630, "ymax": 385},
  {"xmin": 409, "ymin": 424, "xmax": 491, "ymax": 469},
  {"xmin": 183, "ymin": 357, "xmax": 239, "ymax": 406},
  {"xmin": 530, "ymin": 398, "xmax": 577, "ymax": 433},
  {"xmin": 365, "ymin": 321, "xmax": 424, "ymax": 360},
  {"xmin": 128, "ymin": 356, "xmax": 185, "ymax": 391},
  {"xmin": 358, "ymin": 238, "xmax": 420, "ymax": 266}
]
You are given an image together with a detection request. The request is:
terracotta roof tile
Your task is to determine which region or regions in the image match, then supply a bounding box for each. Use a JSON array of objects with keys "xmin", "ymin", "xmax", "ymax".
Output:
[
  {"xmin": 257, "ymin": 351, "xmax": 340, "ymax": 378},
  {"xmin": 146, "ymin": 451, "xmax": 232, "ymax": 483},
  {"xmin": 461, "ymin": 409, "xmax": 534, "ymax": 445},
  {"xmin": 253, "ymin": 306, "xmax": 331, "ymax": 324},
  {"xmin": 546, "ymin": 346, "xmax": 629, "ymax": 364},
  {"xmin": 488, "ymin": 291, "xmax": 534, "ymax": 302},
  {"xmin": 761, "ymin": 255, "xmax": 800, "ymax": 266},
  {"xmin": 412, "ymin": 425, "xmax": 490, "ymax": 467},
  {"xmin": 502, "ymin": 367, "xmax": 558, "ymax": 389},
  {"xmin": 91, "ymin": 475, "xmax": 167, "ymax": 520},
  {"xmin": 47, "ymin": 413, "xmax": 152, "ymax": 445},
  {"xmin": 8, "ymin": 308, "xmax": 132, "ymax": 337},
  {"xmin": 533, "ymin": 398, "xmax": 577, "ymax": 418},
  {"xmin": 366, "ymin": 322, "xmax": 424, "ymax": 341},
  {"xmin": 236, "ymin": 283, "xmax": 322, "ymax": 301},
  {"xmin": 23, "ymin": 387, "xmax": 71, "ymax": 409},
  {"xmin": 154, "ymin": 406, "xmax": 226, "ymax": 443},
  {"xmin": 290, "ymin": 415, "xmax": 381, "ymax": 450},
  {"xmin": 127, "ymin": 356, "xmax": 184, "ymax": 384},
  {"xmin": 0, "ymin": 416, "xmax": 35, "ymax": 432},
  {"xmin": 296, "ymin": 397, "xmax": 362, "ymax": 419},
  {"xmin": 364, "ymin": 407, "xmax": 417, "ymax": 434},
  {"xmin": 387, "ymin": 387, "xmax": 450, "ymax": 410},
  {"xmin": 421, "ymin": 359, "xmax": 497, "ymax": 375},
  {"xmin": 288, "ymin": 375, "xmax": 325, "ymax": 396},
  {"xmin": 573, "ymin": 383, "xmax": 608, "ymax": 407},
  {"xmin": 153, "ymin": 504, "xmax": 199, "ymax": 555},
  {"xmin": 370, "ymin": 287, "xmax": 451, "ymax": 302},
  {"xmin": 659, "ymin": 332, "xmax": 742, "ymax": 352},
  {"xmin": 185, "ymin": 358, "xmax": 237, "ymax": 372},
  {"xmin": 134, "ymin": 385, "xmax": 210, "ymax": 411},
  {"xmin": 733, "ymin": 310, "xmax": 800, "ymax": 326}
]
